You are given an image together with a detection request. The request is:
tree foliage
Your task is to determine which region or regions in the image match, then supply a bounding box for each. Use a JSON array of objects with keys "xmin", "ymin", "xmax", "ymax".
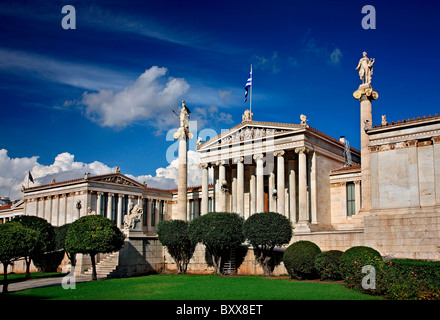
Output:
[
  {"xmin": 188, "ymin": 212, "xmax": 244, "ymax": 274},
  {"xmin": 65, "ymin": 215, "xmax": 125, "ymax": 280},
  {"xmin": 11, "ymin": 215, "xmax": 55, "ymax": 278},
  {"xmin": 157, "ymin": 219, "xmax": 195, "ymax": 274},
  {"xmin": 0, "ymin": 222, "xmax": 39, "ymax": 293},
  {"xmin": 243, "ymin": 212, "xmax": 292, "ymax": 275}
]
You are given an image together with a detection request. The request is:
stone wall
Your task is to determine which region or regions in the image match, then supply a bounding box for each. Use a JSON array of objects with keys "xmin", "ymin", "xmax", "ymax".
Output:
[{"xmin": 292, "ymin": 212, "xmax": 440, "ymax": 260}]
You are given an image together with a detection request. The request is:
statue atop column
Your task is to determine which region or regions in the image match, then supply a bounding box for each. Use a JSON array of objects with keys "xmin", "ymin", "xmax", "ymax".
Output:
[
  {"xmin": 173, "ymin": 100, "xmax": 192, "ymax": 221},
  {"xmin": 355, "ymin": 51, "xmax": 375, "ymax": 86},
  {"xmin": 174, "ymin": 101, "xmax": 193, "ymax": 140}
]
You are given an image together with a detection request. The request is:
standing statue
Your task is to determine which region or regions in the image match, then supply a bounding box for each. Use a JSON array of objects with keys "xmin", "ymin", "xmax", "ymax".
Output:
[
  {"xmin": 173, "ymin": 101, "xmax": 193, "ymax": 140},
  {"xmin": 355, "ymin": 51, "xmax": 375, "ymax": 85}
]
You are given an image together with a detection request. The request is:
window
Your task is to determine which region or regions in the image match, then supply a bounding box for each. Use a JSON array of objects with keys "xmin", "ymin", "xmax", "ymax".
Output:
[
  {"xmin": 143, "ymin": 199, "xmax": 148, "ymax": 226},
  {"xmin": 151, "ymin": 199, "xmax": 156, "ymax": 226},
  {"xmin": 208, "ymin": 197, "xmax": 213, "ymax": 213},
  {"xmin": 101, "ymin": 193, "xmax": 108, "ymax": 217},
  {"xmin": 121, "ymin": 195, "xmax": 128, "ymax": 226},
  {"xmin": 110, "ymin": 197, "xmax": 119, "ymax": 222},
  {"xmin": 159, "ymin": 200, "xmax": 164, "ymax": 222},
  {"xmin": 346, "ymin": 182, "xmax": 356, "ymax": 216},
  {"xmin": 189, "ymin": 199, "xmax": 195, "ymax": 221}
]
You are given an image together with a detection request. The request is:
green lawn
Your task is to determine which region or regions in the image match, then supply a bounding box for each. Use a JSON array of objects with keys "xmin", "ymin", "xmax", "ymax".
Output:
[{"xmin": 1, "ymin": 274, "xmax": 382, "ymax": 300}]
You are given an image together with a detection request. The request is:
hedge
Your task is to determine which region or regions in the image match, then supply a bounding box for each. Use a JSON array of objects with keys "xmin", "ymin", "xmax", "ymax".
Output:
[
  {"xmin": 283, "ymin": 241, "xmax": 321, "ymax": 280},
  {"xmin": 379, "ymin": 259, "xmax": 440, "ymax": 300}
]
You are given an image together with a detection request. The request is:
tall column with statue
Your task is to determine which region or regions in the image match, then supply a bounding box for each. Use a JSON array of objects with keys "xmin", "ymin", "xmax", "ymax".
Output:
[
  {"xmin": 173, "ymin": 101, "xmax": 193, "ymax": 220},
  {"xmin": 353, "ymin": 52, "xmax": 378, "ymax": 212}
]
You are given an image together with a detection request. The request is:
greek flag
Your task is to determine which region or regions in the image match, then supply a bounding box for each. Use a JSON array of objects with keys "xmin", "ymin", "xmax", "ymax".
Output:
[{"xmin": 244, "ymin": 67, "xmax": 252, "ymax": 102}]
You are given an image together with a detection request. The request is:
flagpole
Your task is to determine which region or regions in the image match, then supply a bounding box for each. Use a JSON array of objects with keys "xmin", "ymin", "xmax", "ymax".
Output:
[{"xmin": 249, "ymin": 64, "xmax": 252, "ymax": 115}]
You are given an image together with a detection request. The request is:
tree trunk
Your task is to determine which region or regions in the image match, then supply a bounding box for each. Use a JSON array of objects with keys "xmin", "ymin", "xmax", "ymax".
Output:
[
  {"xmin": 212, "ymin": 254, "xmax": 222, "ymax": 274},
  {"xmin": 25, "ymin": 256, "xmax": 31, "ymax": 279},
  {"xmin": 90, "ymin": 254, "xmax": 97, "ymax": 281},
  {"xmin": 2, "ymin": 262, "xmax": 9, "ymax": 294}
]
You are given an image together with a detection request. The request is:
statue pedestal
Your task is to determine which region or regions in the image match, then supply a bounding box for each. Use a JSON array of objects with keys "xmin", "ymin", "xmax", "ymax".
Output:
[{"xmin": 123, "ymin": 220, "xmax": 146, "ymax": 239}]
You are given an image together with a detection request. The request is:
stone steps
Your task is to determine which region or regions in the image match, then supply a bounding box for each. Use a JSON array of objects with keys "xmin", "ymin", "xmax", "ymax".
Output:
[{"xmin": 84, "ymin": 252, "xmax": 120, "ymax": 279}]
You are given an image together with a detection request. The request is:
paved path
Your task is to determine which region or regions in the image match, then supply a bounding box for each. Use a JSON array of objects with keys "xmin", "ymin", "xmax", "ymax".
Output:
[{"xmin": 1, "ymin": 275, "xmax": 95, "ymax": 293}]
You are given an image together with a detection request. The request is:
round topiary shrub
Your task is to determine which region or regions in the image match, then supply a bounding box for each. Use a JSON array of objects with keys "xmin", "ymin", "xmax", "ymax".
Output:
[
  {"xmin": 314, "ymin": 250, "xmax": 343, "ymax": 281},
  {"xmin": 339, "ymin": 246, "xmax": 382, "ymax": 290},
  {"xmin": 283, "ymin": 241, "xmax": 321, "ymax": 280}
]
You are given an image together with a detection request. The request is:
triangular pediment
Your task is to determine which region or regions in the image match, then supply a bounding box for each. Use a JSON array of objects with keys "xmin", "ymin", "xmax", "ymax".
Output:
[
  {"xmin": 197, "ymin": 121, "xmax": 305, "ymax": 151},
  {"xmin": 90, "ymin": 173, "xmax": 146, "ymax": 188}
]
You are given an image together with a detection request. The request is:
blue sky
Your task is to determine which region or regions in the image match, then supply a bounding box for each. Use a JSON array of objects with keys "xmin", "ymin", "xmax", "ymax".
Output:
[{"xmin": 1, "ymin": 0, "xmax": 439, "ymax": 199}]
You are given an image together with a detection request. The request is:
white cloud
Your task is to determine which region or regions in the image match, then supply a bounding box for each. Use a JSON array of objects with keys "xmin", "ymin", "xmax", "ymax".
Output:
[
  {"xmin": 253, "ymin": 52, "xmax": 281, "ymax": 74},
  {"xmin": 1, "ymin": 149, "xmax": 204, "ymax": 201},
  {"xmin": 81, "ymin": 66, "xmax": 190, "ymax": 129},
  {"xmin": 330, "ymin": 48, "xmax": 342, "ymax": 65},
  {"xmin": 0, "ymin": 47, "xmax": 131, "ymax": 91}
]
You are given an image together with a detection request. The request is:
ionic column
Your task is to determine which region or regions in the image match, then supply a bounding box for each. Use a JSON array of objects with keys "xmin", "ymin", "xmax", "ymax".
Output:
[
  {"xmin": 274, "ymin": 150, "xmax": 285, "ymax": 215},
  {"xmin": 310, "ymin": 149, "xmax": 318, "ymax": 224},
  {"xmin": 269, "ymin": 171, "xmax": 275, "ymax": 211},
  {"xmin": 217, "ymin": 160, "xmax": 226, "ymax": 212},
  {"xmin": 234, "ymin": 157, "xmax": 244, "ymax": 216},
  {"xmin": 231, "ymin": 168, "xmax": 237, "ymax": 212},
  {"xmin": 295, "ymin": 147, "xmax": 310, "ymax": 231},
  {"xmin": 117, "ymin": 194, "xmax": 123, "ymax": 229},
  {"xmin": 107, "ymin": 193, "xmax": 114, "ymax": 220},
  {"xmin": 199, "ymin": 163, "xmax": 209, "ymax": 215},
  {"xmin": 288, "ymin": 159, "xmax": 296, "ymax": 222},
  {"xmin": 353, "ymin": 84, "xmax": 378, "ymax": 211},
  {"xmin": 96, "ymin": 192, "xmax": 103, "ymax": 216},
  {"xmin": 249, "ymin": 166, "xmax": 256, "ymax": 217},
  {"xmin": 254, "ymin": 154, "xmax": 265, "ymax": 212}
]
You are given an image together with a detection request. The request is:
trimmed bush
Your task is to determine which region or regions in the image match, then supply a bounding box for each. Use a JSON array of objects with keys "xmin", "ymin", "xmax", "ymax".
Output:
[
  {"xmin": 314, "ymin": 250, "xmax": 343, "ymax": 281},
  {"xmin": 188, "ymin": 212, "xmax": 244, "ymax": 274},
  {"xmin": 283, "ymin": 241, "xmax": 321, "ymax": 280},
  {"xmin": 157, "ymin": 219, "xmax": 195, "ymax": 274},
  {"xmin": 243, "ymin": 212, "xmax": 292, "ymax": 275},
  {"xmin": 339, "ymin": 246, "xmax": 382, "ymax": 292},
  {"xmin": 380, "ymin": 259, "xmax": 440, "ymax": 300}
]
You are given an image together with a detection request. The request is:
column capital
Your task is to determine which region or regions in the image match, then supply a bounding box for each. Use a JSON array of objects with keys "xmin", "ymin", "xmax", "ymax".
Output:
[
  {"xmin": 432, "ymin": 136, "xmax": 440, "ymax": 144},
  {"xmin": 118, "ymin": 193, "xmax": 124, "ymax": 198},
  {"xmin": 233, "ymin": 156, "xmax": 244, "ymax": 163},
  {"xmin": 274, "ymin": 150, "xmax": 285, "ymax": 157},
  {"xmin": 253, "ymin": 153, "xmax": 264, "ymax": 161},
  {"xmin": 199, "ymin": 163, "xmax": 209, "ymax": 169},
  {"xmin": 216, "ymin": 160, "xmax": 226, "ymax": 166},
  {"xmin": 97, "ymin": 191, "xmax": 104, "ymax": 196},
  {"xmin": 407, "ymin": 140, "xmax": 418, "ymax": 148},
  {"xmin": 108, "ymin": 193, "xmax": 114, "ymax": 197},
  {"xmin": 294, "ymin": 147, "xmax": 309, "ymax": 154}
]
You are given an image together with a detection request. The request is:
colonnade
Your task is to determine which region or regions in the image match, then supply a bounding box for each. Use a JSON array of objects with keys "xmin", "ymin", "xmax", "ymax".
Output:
[{"xmin": 199, "ymin": 147, "xmax": 318, "ymax": 228}]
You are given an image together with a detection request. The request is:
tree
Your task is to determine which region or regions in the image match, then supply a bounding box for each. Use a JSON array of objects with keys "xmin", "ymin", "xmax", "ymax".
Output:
[
  {"xmin": 53, "ymin": 223, "xmax": 76, "ymax": 268},
  {"xmin": 0, "ymin": 222, "xmax": 39, "ymax": 294},
  {"xmin": 65, "ymin": 215, "xmax": 125, "ymax": 280},
  {"xmin": 157, "ymin": 220, "xmax": 195, "ymax": 274},
  {"xmin": 11, "ymin": 216, "xmax": 55, "ymax": 279},
  {"xmin": 188, "ymin": 212, "xmax": 244, "ymax": 274},
  {"xmin": 243, "ymin": 212, "xmax": 292, "ymax": 275}
]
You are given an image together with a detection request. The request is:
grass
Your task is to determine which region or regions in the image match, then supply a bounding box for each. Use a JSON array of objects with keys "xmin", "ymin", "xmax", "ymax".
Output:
[{"xmin": 1, "ymin": 273, "xmax": 382, "ymax": 300}]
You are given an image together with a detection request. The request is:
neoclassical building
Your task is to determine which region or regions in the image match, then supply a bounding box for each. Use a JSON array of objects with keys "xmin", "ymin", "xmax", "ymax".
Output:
[
  {"xmin": 196, "ymin": 117, "xmax": 360, "ymax": 233},
  {"xmin": 3, "ymin": 52, "xmax": 440, "ymax": 276}
]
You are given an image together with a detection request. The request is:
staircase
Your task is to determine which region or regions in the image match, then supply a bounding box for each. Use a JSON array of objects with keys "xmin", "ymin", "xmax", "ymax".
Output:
[
  {"xmin": 84, "ymin": 252, "xmax": 120, "ymax": 279},
  {"xmin": 223, "ymin": 247, "xmax": 236, "ymax": 275}
]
